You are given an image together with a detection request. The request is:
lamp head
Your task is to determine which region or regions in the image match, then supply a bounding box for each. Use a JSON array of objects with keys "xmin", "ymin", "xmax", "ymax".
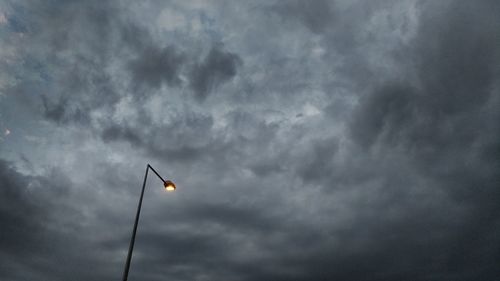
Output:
[{"xmin": 163, "ymin": 180, "xmax": 176, "ymax": 192}]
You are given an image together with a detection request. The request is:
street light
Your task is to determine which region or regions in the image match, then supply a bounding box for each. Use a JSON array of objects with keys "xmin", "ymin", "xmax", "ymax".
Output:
[{"xmin": 122, "ymin": 164, "xmax": 176, "ymax": 281}]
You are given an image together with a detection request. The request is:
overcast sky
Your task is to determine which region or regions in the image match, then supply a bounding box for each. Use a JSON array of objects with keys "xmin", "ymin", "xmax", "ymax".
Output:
[{"xmin": 0, "ymin": 0, "xmax": 499, "ymax": 280}]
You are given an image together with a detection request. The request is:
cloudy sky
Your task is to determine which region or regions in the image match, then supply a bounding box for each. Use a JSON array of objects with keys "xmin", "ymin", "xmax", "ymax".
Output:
[{"xmin": 0, "ymin": 0, "xmax": 499, "ymax": 280}]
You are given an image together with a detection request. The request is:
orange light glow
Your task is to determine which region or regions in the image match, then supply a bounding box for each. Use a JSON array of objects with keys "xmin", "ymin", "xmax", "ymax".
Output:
[{"xmin": 164, "ymin": 180, "xmax": 176, "ymax": 191}]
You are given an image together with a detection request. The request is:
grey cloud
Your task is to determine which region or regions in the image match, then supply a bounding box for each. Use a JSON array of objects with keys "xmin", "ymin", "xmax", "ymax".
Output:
[
  {"xmin": 183, "ymin": 202, "xmax": 277, "ymax": 231},
  {"xmin": 349, "ymin": 0, "xmax": 500, "ymax": 167},
  {"xmin": 344, "ymin": 1, "xmax": 500, "ymax": 278},
  {"xmin": 0, "ymin": 157, "xmax": 152, "ymax": 281},
  {"xmin": 349, "ymin": 83, "xmax": 418, "ymax": 148},
  {"xmin": 41, "ymin": 94, "xmax": 68, "ymax": 123},
  {"xmin": 41, "ymin": 94, "xmax": 91, "ymax": 125},
  {"xmin": 190, "ymin": 45, "xmax": 243, "ymax": 101},
  {"xmin": 120, "ymin": 21, "xmax": 153, "ymax": 53},
  {"xmin": 415, "ymin": 2, "xmax": 499, "ymax": 115},
  {"xmin": 3, "ymin": 0, "xmax": 124, "ymax": 125},
  {"xmin": 128, "ymin": 45, "xmax": 185, "ymax": 90},
  {"xmin": 2, "ymin": 0, "xmax": 179, "ymax": 127},
  {"xmin": 0, "ymin": 160, "xmax": 79, "ymax": 280},
  {"xmin": 297, "ymin": 137, "xmax": 339, "ymax": 184},
  {"xmin": 126, "ymin": 42, "xmax": 243, "ymax": 100},
  {"xmin": 101, "ymin": 124, "xmax": 144, "ymax": 146},
  {"xmin": 273, "ymin": 0, "xmax": 335, "ymax": 34},
  {"xmin": 2, "ymin": 0, "xmax": 500, "ymax": 280},
  {"xmin": 100, "ymin": 110, "xmax": 217, "ymax": 163},
  {"xmin": 0, "ymin": 160, "xmax": 47, "ymax": 256},
  {"xmin": 9, "ymin": 0, "xmax": 243, "ymax": 131}
]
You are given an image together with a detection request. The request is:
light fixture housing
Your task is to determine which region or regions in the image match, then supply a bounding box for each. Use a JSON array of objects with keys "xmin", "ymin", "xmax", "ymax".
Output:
[{"xmin": 163, "ymin": 180, "xmax": 176, "ymax": 191}]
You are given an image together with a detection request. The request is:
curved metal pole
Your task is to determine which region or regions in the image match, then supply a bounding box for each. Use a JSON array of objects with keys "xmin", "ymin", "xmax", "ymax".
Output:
[{"xmin": 122, "ymin": 164, "xmax": 165, "ymax": 281}]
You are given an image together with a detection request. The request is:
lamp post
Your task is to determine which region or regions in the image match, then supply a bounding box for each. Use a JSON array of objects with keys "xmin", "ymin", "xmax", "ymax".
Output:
[{"xmin": 122, "ymin": 164, "xmax": 176, "ymax": 281}]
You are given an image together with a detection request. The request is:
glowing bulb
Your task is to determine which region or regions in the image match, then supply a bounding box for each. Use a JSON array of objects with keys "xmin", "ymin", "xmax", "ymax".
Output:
[{"xmin": 164, "ymin": 180, "xmax": 176, "ymax": 191}]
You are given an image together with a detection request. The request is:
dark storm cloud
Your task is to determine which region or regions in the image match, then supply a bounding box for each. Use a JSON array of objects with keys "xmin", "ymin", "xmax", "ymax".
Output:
[
  {"xmin": 189, "ymin": 45, "xmax": 243, "ymax": 101},
  {"xmin": 184, "ymin": 201, "xmax": 277, "ymax": 231},
  {"xmin": 98, "ymin": 108, "xmax": 281, "ymax": 169},
  {"xmin": 0, "ymin": 158, "xmax": 154, "ymax": 280},
  {"xmin": 128, "ymin": 45, "xmax": 185, "ymax": 89},
  {"xmin": 296, "ymin": 137, "xmax": 339, "ymax": 184},
  {"xmin": 2, "ymin": 0, "xmax": 500, "ymax": 280},
  {"xmin": 0, "ymin": 159, "xmax": 80, "ymax": 279},
  {"xmin": 125, "ymin": 42, "xmax": 242, "ymax": 100},
  {"xmin": 273, "ymin": 0, "xmax": 335, "ymax": 34},
  {"xmin": 0, "ymin": 160, "xmax": 47, "ymax": 255},
  {"xmin": 349, "ymin": 0, "xmax": 500, "ymax": 182},
  {"xmin": 100, "ymin": 110, "xmax": 217, "ymax": 162},
  {"xmin": 248, "ymin": 0, "xmax": 500, "ymax": 279},
  {"xmin": 41, "ymin": 94, "xmax": 67, "ymax": 123},
  {"xmin": 41, "ymin": 94, "xmax": 91, "ymax": 124},
  {"xmin": 350, "ymin": 83, "xmax": 417, "ymax": 148},
  {"xmin": 101, "ymin": 124, "xmax": 143, "ymax": 146},
  {"xmin": 343, "ymin": 0, "xmax": 500, "ymax": 279}
]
